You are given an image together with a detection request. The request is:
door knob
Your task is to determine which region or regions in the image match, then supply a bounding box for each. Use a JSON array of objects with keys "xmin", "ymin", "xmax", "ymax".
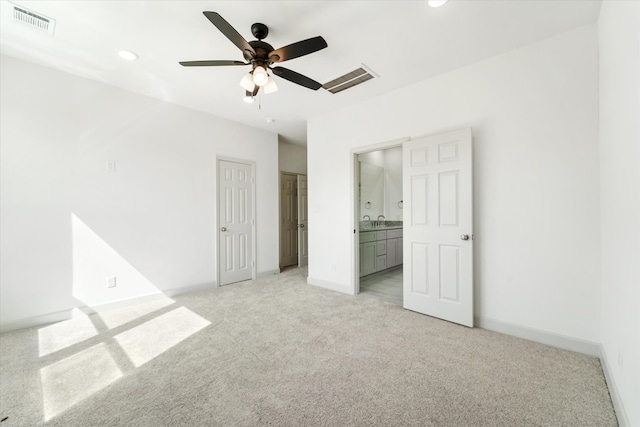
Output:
[
  {"xmin": 299, "ymin": 224, "xmax": 305, "ymax": 228},
  {"xmin": 221, "ymin": 227, "xmax": 227, "ymax": 232},
  {"xmin": 460, "ymin": 234, "xmax": 470, "ymax": 240}
]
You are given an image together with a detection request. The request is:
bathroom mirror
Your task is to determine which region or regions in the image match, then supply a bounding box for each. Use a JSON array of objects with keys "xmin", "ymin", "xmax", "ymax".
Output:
[
  {"xmin": 359, "ymin": 162, "xmax": 384, "ymax": 218},
  {"xmin": 358, "ymin": 147, "xmax": 403, "ymax": 221}
]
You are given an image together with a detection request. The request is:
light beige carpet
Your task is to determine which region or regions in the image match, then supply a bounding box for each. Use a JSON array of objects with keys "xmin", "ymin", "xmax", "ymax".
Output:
[{"xmin": 0, "ymin": 267, "xmax": 617, "ymax": 426}]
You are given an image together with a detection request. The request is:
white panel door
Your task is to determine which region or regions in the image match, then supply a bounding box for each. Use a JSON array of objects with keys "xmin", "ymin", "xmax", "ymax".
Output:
[
  {"xmin": 280, "ymin": 173, "xmax": 298, "ymax": 268},
  {"xmin": 297, "ymin": 175, "xmax": 309, "ymax": 267},
  {"xmin": 219, "ymin": 160, "xmax": 254, "ymax": 286},
  {"xmin": 403, "ymin": 128, "xmax": 473, "ymax": 327}
]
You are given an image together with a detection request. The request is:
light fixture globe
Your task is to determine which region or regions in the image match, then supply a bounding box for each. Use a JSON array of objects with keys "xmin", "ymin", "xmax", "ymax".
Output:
[
  {"xmin": 239, "ymin": 73, "xmax": 256, "ymax": 91},
  {"xmin": 263, "ymin": 77, "xmax": 278, "ymax": 94},
  {"xmin": 252, "ymin": 65, "xmax": 269, "ymax": 87}
]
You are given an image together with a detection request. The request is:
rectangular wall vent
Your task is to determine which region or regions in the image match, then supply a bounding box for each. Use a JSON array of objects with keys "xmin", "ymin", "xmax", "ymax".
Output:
[
  {"xmin": 322, "ymin": 65, "xmax": 377, "ymax": 94},
  {"xmin": 11, "ymin": 2, "xmax": 56, "ymax": 35}
]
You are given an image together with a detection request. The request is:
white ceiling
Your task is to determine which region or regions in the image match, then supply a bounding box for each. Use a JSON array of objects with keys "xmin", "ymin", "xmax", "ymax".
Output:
[{"xmin": 0, "ymin": 0, "xmax": 601, "ymax": 146}]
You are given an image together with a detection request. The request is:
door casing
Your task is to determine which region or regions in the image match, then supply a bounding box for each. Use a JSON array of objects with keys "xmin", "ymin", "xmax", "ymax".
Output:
[
  {"xmin": 297, "ymin": 174, "xmax": 309, "ymax": 267},
  {"xmin": 280, "ymin": 172, "xmax": 298, "ymax": 269},
  {"xmin": 350, "ymin": 130, "xmax": 474, "ymax": 328},
  {"xmin": 279, "ymin": 172, "xmax": 308, "ymax": 269},
  {"xmin": 351, "ymin": 138, "xmax": 409, "ymax": 295}
]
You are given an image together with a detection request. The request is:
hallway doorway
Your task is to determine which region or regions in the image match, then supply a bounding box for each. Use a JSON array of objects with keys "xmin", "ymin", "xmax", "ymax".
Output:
[{"xmin": 280, "ymin": 172, "xmax": 308, "ymax": 270}]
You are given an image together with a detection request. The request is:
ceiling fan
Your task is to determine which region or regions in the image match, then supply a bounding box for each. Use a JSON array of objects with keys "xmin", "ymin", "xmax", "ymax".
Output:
[{"xmin": 179, "ymin": 12, "xmax": 328, "ymax": 99}]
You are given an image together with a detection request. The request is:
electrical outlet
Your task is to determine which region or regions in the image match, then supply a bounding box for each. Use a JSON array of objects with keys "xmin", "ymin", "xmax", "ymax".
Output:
[
  {"xmin": 107, "ymin": 276, "xmax": 116, "ymax": 288},
  {"xmin": 106, "ymin": 160, "xmax": 116, "ymax": 172}
]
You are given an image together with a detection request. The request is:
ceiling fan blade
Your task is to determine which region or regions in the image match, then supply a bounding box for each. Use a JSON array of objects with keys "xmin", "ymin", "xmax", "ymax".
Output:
[
  {"xmin": 269, "ymin": 36, "xmax": 327, "ymax": 63},
  {"xmin": 272, "ymin": 67, "xmax": 322, "ymax": 90},
  {"xmin": 179, "ymin": 60, "xmax": 247, "ymax": 67},
  {"xmin": 203, "ymin": 12, "xmax": 256, "ymax": 57}
]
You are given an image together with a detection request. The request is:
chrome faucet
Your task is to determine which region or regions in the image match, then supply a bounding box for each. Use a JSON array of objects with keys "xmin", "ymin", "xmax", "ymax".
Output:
[
  {"xmin": 363, "ymin": 215, "xmax": 371, "ymax": 221},
  {"xmin": 376, "ymin": 215, "xmax": 385, "ymax": 227}
]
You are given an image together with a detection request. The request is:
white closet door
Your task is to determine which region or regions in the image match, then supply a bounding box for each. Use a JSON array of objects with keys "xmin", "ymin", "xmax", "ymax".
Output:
[{"xmin": 219, "ymin": 160, "xmax": 254, "ymax": 285}]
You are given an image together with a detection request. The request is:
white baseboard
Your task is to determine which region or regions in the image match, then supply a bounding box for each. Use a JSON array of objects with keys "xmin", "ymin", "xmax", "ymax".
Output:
[
  {"xmin": 475, "ymin": 317, "xmax": 629, "ymax": 425},
  {"xmin": 257, "ymin": 269, "xmax": 280, "ymax": 279},
  {"xmin": 307, "ymin": 276, "xmax": 353, "ymax": 295},
  {"xmin": 0, "ymin": 310, "xmax": 72, "ymax": 334},
  {"xmin": 475, "ymin": 316, "xmax": 600, "ymax": 357},
  {"xmin": 0, "ymin": 282, "xmax": 218, "ymax": 334},
  {"xmin": 163, "ymin": 281, "xmax": 217, "ymax": 297},
  {"xmin": 79, "ymin": 292, "xmax": 169, "ymax": 315},
  {"xmin": 598, "ymin": 345, "xmax": 630, "ymax": 427}
]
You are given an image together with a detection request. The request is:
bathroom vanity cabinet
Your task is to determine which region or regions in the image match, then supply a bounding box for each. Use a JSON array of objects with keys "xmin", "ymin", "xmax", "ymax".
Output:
[{"xmin": 359, "ymin": 228, "xmax": 403, "ymax": 277}]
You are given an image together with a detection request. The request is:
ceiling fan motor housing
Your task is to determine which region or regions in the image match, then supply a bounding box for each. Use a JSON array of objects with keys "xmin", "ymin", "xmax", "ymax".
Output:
[{"xmin": 244, "ymin": 40, "xmax": 277, "ymax": 65}]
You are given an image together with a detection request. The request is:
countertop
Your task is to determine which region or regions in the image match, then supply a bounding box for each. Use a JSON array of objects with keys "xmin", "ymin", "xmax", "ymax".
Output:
[{"xmin": 359, "ymin": 224, "xmax": 403, "ymax": 232}]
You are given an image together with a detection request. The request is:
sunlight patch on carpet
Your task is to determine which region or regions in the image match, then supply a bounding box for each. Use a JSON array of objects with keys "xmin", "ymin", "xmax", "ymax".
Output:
[
  {"xmin": 40, "ymin": 343, "xmax": 122, "ymax": 421},
  {"xmin": 114, "ymin": 307, "xmax": 210, "ymax": 367},
  {"xmin": 38, "ymin": 308, "xmax": 98, "ymax": 357},
  {"xmin": 96, "ymin": 296, "xmax": 175, "ymax": 329}
]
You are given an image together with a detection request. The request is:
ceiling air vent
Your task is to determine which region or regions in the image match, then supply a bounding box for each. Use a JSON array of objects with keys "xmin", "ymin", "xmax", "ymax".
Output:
[
  {"xmin": 11, "ymin": 2, "xmax": 56, "ymax": 35},
  {"xmin": 322, "ymin": 65, "xmax": 377, "ymax": 94}
]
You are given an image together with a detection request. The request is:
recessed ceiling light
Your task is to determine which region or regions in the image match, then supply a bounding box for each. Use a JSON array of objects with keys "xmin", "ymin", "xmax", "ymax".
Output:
[
  {"xmin": 118, "ymin": 50, "xmax": 138, "ymax": 61},
  {"xmin": 265, "ymin": 118, "xmax": 275, "ymax": 124},
  {"xmin": 427, "ymin": 0, "xmax": 449, "ymax": 7}
]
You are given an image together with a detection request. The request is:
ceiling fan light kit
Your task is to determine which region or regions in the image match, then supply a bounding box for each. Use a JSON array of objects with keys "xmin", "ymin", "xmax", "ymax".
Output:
[
  {"xmin": 239, "ymin": 73, "xmax": 256, "ymax": 92},
  {"xmin": 252, "ymin": 65, "xmax": 269, "ymax": 87},
  {"xmin": 263, "ymin": 77, "xmax": 278, "ymax": 94},
  {"xmin": 180, "ymin": 12, "xmax": 327, "ymax": 98}
]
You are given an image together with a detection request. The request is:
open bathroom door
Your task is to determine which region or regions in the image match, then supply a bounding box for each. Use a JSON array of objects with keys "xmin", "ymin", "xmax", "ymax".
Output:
[{"xmin": 402, "ymin": 128, "xmax": 473, "ymax": 327}]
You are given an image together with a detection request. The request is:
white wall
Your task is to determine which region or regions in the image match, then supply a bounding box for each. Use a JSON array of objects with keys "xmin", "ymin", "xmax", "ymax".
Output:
[
  {"xmin": 0, "ymin": 55, "xmax": 279, "ymax": 327},
  {"xmin": 308, "ymin": 24, "xmax": 600, "ymax": 342},
  {"xmin": 598, "ymin": 2, "xmax": 640, "ymax": 425},
  {"xmin": 278, "ymin": 140, "xmax": 307, "ymax": 175}
]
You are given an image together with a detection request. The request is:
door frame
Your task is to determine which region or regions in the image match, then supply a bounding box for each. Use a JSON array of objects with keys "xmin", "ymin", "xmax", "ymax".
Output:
[
  {"xmin": 216, "ymin": 156, "xmax": 257, "ymax": 287},
  {"xmin": 279, "ymin": 171, "xmax": 308, "ymax": 269},
  {"xmin": 279, "ymin": 172, "xmax": 298, "ymax": 270},
  {"xmin": 296, "ymin": 174, "xmax": 309, "ymax": 267},
  {"xmin": 350, "ymin": 137, "xmax": 410, "ymax": 296}
]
